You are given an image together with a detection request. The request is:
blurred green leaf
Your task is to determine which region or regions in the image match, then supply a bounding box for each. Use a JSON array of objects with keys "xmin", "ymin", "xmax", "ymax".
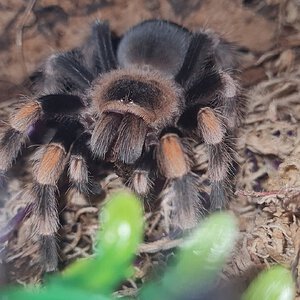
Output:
[
  {"xmin": 242, "ymin": 265, "xmax": 295, "ymax": 300},
  {"xmin": 2, "ymin": 191, "xmax": 295, "ymax": 300},
  {"xmin": 140, "ymin": 212, "xmax": 238, "ymax": 300},
  {"xmin": 2, "ymin": 191, "xmax": 143, "ymax": 300},
  {"xmin": 2, "ymin": 285, "xmax": 110, "ymax": 300},
  {"xmin": 60, "ymin": 191, "xmax": 144, "ymax": 295}
]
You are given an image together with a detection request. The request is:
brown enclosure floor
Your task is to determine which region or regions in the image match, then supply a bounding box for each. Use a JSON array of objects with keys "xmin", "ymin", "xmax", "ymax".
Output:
[{"xmin": 0, "ymin": 0, "xmax": 300, "ymax": 298}]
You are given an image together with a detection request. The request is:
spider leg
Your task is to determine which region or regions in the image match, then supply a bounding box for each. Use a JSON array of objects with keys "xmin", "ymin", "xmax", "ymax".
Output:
[
  {"xmin": 90, "ymin": 112, "xmax": 123, "ymax": 160},
  {"xmin": 68, "ymin": 132, "xmax": 91, "ymax": 194},
  {"xmin": 0, "ymin": 21, "xmax": 121, "ymax": 278},
  {"xmin": 131, "ymin": 168, "xmax": 153, "ymax": 197},
  {"xmin": 31, "ymin": 21, "xmax": 119, "ymax": 97},
  {"xmin": 91, "ymin": 113, "xmax": 148, "ymax": 164},
  {"xmin": 208, "ymin": 140, "xmax": 235, "ymax": 210},
  {"xmin": 156, "ymin": 132, "xmax": 205, "ymax": 229},
  {"xmin": 197, "ymin": 107, "xmax": 236, "ymax": 210},
  {"xmin": 81, "ymin": 20, "xmax": 117, "ymax": 75},
  {"xmin": 206, "ymin": 72, "xmax": 245, "ymax": 210},
  {"xmin": 68, "ymin": 132, "xmax": 102, "ymax": 195},
  {"xmin": 194, "ymin": 75, "xmax": 242, "ymax": 211},
  {"xmin": 219, "ymin": 72, "xmax": 246, "ymax": 128},
  {"xmin": 112, "ymin": 115, "xmax": 148, "ymax": 164},
  {"xmin": 176, "ymin": 30, "xmax": 245, "ymax": 211},
  {"xmin": 32, "ymin": 51, "xmax": 93, "ymax": 94},
  {"xmin": 33, "ymin": 20, "xmax": 117, "ymax": 94},
  {"xmin": 128, "ymin": 147, "xmax": 156, "ymax": 197},
  {"xmin": 26, "ymin": 121, "xmax": 80, "ymax": 271},
  {"xmin": 197, "ymin": 70, "xmax": 244, "ymax": 210},
  {"xmin": 0, "ymin": 94, "xmax": 84, "ymax": 175}
]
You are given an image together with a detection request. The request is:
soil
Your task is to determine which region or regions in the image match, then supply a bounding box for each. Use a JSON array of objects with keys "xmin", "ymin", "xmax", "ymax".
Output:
[{"xmin": 0, "ymin": 0, "xmax": 300, "ymax": 298}]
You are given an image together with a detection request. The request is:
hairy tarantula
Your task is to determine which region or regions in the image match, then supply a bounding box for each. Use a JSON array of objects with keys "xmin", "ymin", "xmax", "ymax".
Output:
[{"xmin": 0, "ymin": 19, "xmax": 245, "ymax": 271}]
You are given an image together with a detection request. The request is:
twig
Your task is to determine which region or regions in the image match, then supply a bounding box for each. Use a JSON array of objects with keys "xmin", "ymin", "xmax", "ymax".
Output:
[
  {"xmin": 75, "ymin": 206, "xmax": 99, "ymax": 221},
  {"xmin": 235, "ymin": 186, "xmax": 300, "ymax": 198},
  {"xmin": 62, "ymin": 223, "xmax": 82, "ymax": 254},
  {"xmin": 138, "ymin": 238, "xmax": 183, "ymax": 254},
  {"xmin": 15, "ymin": 0, "xmax": 37, "ymax": 78}
]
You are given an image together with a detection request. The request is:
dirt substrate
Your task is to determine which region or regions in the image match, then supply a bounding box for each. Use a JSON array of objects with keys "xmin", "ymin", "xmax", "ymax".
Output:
[{"xmin": 0, "ymin": 0, "xmax": 300, "ymax": 298}]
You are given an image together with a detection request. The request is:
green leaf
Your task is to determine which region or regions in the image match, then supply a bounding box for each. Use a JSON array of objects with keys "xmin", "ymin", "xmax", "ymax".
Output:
[
  {"xmin": 58, "ymin": 191, "xmax": 144, "ymax": 295},
  {"xmin": 1, "ymin": 285, "xmax": 111, "ymax": 300},
  {"xmin": 242, "ymin": 265, "xmax": 295, "ymax": 300},
  {"xmin": 141, "ymin": 212, "xmax": 238, "ymax": 300}
]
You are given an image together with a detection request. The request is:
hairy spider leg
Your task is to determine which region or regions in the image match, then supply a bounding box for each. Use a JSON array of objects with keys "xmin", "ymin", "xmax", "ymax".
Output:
[
  {"xmin": 27, "ymin": 121, "xmax": 81, "ymax": 271},
  {"xmin": 156, "ymin": 132, "xmax": 206, "ymax": 229},
  {"xmin": 176, "ymin": 32, "xmax": 244, "ymax": 211},
  {"xmin": 0, "ymin": 19, "xmax": 118, "ymax": 176},
  {"xmin": 68, "ymin": 132, "xmax": 103, "ymax": 195},
  {"xmin": 0, "ymin": 94, "xmax": 84, "ymax": 175}
]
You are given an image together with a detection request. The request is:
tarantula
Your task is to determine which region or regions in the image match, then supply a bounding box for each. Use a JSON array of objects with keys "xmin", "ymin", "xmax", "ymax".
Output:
[{"xmin": 0, "ymin": 19, "xmax": 245, "ymax": 271}]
